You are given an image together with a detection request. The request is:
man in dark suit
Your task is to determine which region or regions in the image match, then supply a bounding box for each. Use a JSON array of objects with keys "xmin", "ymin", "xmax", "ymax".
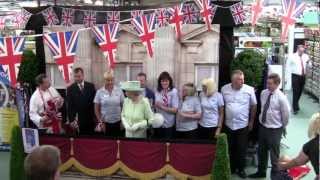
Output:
[
  {"xmin": 137, "ymin": 72, "xmax": 155, "ymax": 106},
  {"xmin": 67, "ymin": 67, "xmax": 96, "ymax": 135}
]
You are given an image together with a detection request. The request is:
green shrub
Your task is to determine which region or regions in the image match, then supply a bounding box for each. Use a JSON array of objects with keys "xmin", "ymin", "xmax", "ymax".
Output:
[
  {"xmin": 9, "ymin": 126, "xmax": 26, "ymax": 180},
  {"xmin": 212, "ymin": 133, "xmax": 231, "ymax": 180},
  {"xmin": 231, "ymin": 49, "xmax": 265, "ymax": 88},
  {"xmin": 18, "ymin": 50, "xmax": 39, "ymax": 89}
]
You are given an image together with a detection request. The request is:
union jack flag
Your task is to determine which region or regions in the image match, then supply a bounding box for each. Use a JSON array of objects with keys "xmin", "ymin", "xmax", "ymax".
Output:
[
  {"xmin": 251, "ymin": 0, "xmax": 264, "ymax": 26},
  {"xmin": 0, "ymin": 17, "xmax": 6, "ymax": 30},
  {"xmin": 195, "ymin": 0, "xmax": 215, "ymax": 30},
  {"xmin": 61, "ymin": 8, "xmax": 75, "ymax": 27},
  {"xmin": 280, "ymin": 0, "xmax": 306, "ymax": 42},
  {"xmin": 155, "ymin": 8, "xmax": 171, "ymax": 28},
  {"xmin": 131, "ymin": 10, "xmax": 143, "ymax": 25},
  {"xmin": 92, "ymin": 23, "xmax": 119, "ymax": 69},
  {"xmin": 43, "ymin": 31, "xmax": 79, "ymax": 83},
  {"xmin": 107, "ymin": 11, "xmax": 120, "ymax": 24},
  {"xmin": 132, "ymin": 14, "xmax": 156, "ymax": 58},
  {"xmin": 229, "ymin": 2, "xmax": 245, "ymax": 25},
  {"xmin": 83, "ymin": 11, "xmax": 96, "ymax": 27},
  {"xmin": 182, "ymin": 3, "xmax": 199, "ymax": 24},
  {"xmin": 0, "ymin": 37, "xmax": 26, "ymax": 86},
  {"xmin": 42, "ymin": 7, "xmax": 59, "ymax": 26},
  {"xmin": 14, "ymin": 9, "xmax": 32, "ymax": 28},
  {"xmin": 168, "ymin": 4, "xmax": 184, "ymax": 39}
]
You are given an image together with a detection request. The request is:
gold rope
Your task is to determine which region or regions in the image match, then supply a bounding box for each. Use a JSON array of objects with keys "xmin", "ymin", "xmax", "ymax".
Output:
[
  {"xmin": 116, "ymin": 140, "xmax": 120, "ymax": 159},
  {"xmin": 166, "ymin": 142, "xmax": 170, "ymax": 162},
  {"xmin": 70, "ymin": 138, "xmax": 74, "ymax": 156}
]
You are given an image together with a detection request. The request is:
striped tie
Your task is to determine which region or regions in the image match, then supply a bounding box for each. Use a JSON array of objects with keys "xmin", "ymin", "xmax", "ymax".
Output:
[
  {"xmin": 162, "ymin": 90, "xmax": 168, "ymax": 107},
  {"xmin": 262, "ymin": 92, "xmax": 272, "ymax": 124}
]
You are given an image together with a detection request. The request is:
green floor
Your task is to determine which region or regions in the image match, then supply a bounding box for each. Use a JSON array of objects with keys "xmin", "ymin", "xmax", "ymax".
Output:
[{"xmin": 0, "ymin": 94, "xmax": 319, "ymax": 180}]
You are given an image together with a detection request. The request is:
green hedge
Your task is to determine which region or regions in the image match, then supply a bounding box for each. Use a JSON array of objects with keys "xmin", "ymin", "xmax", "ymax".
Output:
[
  {"xmin": 17, "ymin": 50, "xmax": 40, "ymax": 89},
  {"xmin": 9, "ymin": 126, "xmax": 26, "ymax": 180},
  {"xmin": 212, "ymin": 133, "xmax": 231, "ymax": 180},
  {"xmin": 231, "ymin": 49, "xmax": 265, "ymax": 89}
]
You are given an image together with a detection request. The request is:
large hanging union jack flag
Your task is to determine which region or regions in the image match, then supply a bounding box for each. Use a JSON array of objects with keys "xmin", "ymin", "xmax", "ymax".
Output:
[
  {"xmin": 182, "ymin": 3, "xmax": 199, "ymax": 24},
  {"xmin": 229, "ymin": 2, "xmax": 246, "ymax": 25},
  {"xmin": 83, "ymin": 11, "xmax": 96, "ymax": 27},
  {"xmin": 251, "ymin": 0, "xmax": 264, "ymax": 27},
  {"xmin": 0, "ymin": 37, "xmax": 26, "ymax": 86},
  {"xmin": 155, "ymin": 8, "xmax": 171, "ymax": 28},
  {"xmin": 132, "ymin": 13, "xmax": 156, "ymax": 58},
  {"xmin": 194, "ymin": 0, "xmax": 215, "ymax": 31},
  {"xmin": 107, "ymin": 11, "xmax": 120, "ymax": 24},
  {"xmin": 280, "ymin": 0, "xmax": 305, "ymax": 42},
  {"xmin": 44, "ymin": 31, "xmax": 79, "ymax": 83},
  {"xmin": 168, "ymin": 4, "xmax": 184, "ymax": 39},
  {"xmin": 61, "ymin": 8, "xmax": 75, "ymax": 27},
  {"xmin": 42, "ymin": 7, "xmax": 59, "ymax": 26},
  {"xmin": 92, "ymin": 23, "xmax": 119, "ymax": 69}
]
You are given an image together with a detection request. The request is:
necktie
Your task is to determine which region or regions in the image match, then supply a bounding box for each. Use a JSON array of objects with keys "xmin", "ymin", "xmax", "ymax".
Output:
[
  {"xmin": 79, "ymin": 83, "xmax": 84, "ymax": 92},
  {"xmin": 300, "ymin": 56, "xmax": 305, "ymax": 75},
  {"xmin": 261, "ymin": 92, "xmax": 272, "ymax": 124},
  {"xmin": 162, "ymin": 90, "xmax": 168, "ymax": 107}
]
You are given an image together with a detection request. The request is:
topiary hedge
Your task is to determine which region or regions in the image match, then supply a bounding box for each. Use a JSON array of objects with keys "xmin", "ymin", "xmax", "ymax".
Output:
[
  {"xmin": 17, "ymin": 50, "xmax": 40, "ymax": 89},
  {"xmin": 9, "ymin": 126, "xmax": 26, "ymax": 180},
  {"xmin": 231, "ymin": 49, "xmax": 265, "ymax": 89},
  {"xmin": 212, "ymin": 133, "xmax": 231, "ymax": 180}
]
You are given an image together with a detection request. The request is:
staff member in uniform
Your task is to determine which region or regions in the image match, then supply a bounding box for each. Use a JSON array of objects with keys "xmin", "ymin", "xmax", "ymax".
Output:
[
  {"xmin": 94, "ymin": 71, "xmax": 124, "ymax": 137},
  {"xmin": 286, "ymin": 45, "xmax": 310, "ymax": 114},
  {"xmin": 154, "ymin": 72, "xmax": 179, "ymax": 139},
  {"xmin": 176, "ymin": 83, "xmax": 201, "ymax": 139},
  {"xmin": 137, "ymin": 72, "xmax": 155, "ymax": 106},
  {"xmin": 221, "ymin": 70, "xmax": 257, "ymax": 178},
  {"xmin": 67, "ymin": 67, "xmax": 96, "ymax": 135},
  {"xmin": 249, "ymin": 73, "xmax": 290, "ymax": 178},
  {"xmin": 198, "ymin": 78, "xmax": 224, "ymax": 139}
]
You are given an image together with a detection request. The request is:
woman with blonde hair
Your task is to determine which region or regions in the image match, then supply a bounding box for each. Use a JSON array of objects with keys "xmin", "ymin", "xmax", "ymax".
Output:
[
  {"xmin": 94, "ymin": 70, "xmax": 124, "ymax": 137},
  {"xmin": 176, "ymin": 83, "xmax": 202, "ymax": 139},
  {"xmin": 278, "ymin": 112, "xmax": 319, "ymax": 179},
  {"xmin": 198, "ymin": 78, "xmax": 224, "ymax": 139}
]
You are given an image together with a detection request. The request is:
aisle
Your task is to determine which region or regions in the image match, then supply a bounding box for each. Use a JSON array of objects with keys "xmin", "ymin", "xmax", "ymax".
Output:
[{"xmin": 232, "ymin": 93, "xmax": 319, "ymax": 180}]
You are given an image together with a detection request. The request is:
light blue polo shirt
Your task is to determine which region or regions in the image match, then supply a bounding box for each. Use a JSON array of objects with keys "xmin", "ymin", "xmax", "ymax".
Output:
[
  {"xmin": 199, "ymin": 92, "xmax": 224, "ymax": 128},
  {"xmin": 176, "ymin": 96, "xmax": 202, "ymax": 132}
]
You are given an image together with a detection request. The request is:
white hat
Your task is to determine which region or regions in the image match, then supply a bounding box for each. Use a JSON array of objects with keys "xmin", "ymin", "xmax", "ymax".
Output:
[{"xmin": 151, "ymin": 113, "xmax": 164, "ymax": 128}]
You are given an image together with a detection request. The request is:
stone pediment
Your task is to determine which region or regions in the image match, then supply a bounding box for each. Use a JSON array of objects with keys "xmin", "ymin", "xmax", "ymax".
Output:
[{"xmin": 180, "ymin": 24, "xmax": 220, "ymax": 45}]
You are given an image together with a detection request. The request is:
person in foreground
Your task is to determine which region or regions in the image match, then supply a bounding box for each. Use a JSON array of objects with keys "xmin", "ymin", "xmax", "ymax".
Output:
[
  {"xmin": 249, "ymin": 73, "xmax": 291, "ymax": 178},
  {"xmin": 221, "ymin": 70, "xmax": 257, "ymax": 178},
  {"xmin": 24, "ymin": 145, "xmax": 61, "ymax": 180},
  {"xmin": 278, "ymin": 112, "xmax": 319, "ymax": 180},
  {"xmin": 121, "ymin": 81, "xmax": 154, "ymax": 138}
]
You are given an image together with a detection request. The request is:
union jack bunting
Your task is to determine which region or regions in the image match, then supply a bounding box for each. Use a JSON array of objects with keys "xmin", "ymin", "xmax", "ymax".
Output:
[
  {"xmin": 155, "ymin": 8, "xmax": 171, "ymax": 28},
  {"xmin": 42, "ymin": 7, "xmax": 59, "ymax": 26},
  {"xmin": 0, "ymin": 17, "xmax": 6, "ymax": 30},
  {"xmin": 92, "ymin": 23, "xmax": 119, "ymax": 69},
  {"xmin": 168, "ymin": 4, "xmax": 184, "ymax": 39},
  {"xmin": 229, "ymin": 2, "xmax": 245, "ymax": 25},
  {"xmin": 280, "ymin": 0, "xmax": 306, "ymax": 42},
  {"xmin": 83, "ymin": 11, "xmax": 96, "ymax": 27},
  {"xmin": 43, "ymin": 31, "xmax": 79, "ymax": 83},
  {"xmin": 132, "ymin": 14, "xmax": 156, "ymax": 58},
  {"xmin": 131, "ymin": 10, "xmax": 143, "ymax": 26},
  {"xmin": 182, "ymin": 3, "xmax": 199, "ymax": 24},
  {"xmin": 251, "ymin": 0, "xmax": 264, "ymax": 26},
  {"xmin": 107, "ymin": 11, "xmax": 120, "ymax": 24},
  {"xmin": 61, "ymin": 8, "xmax": 75, "ymax": 27},
  {"xmin": 194, "ymin": 0, "xmax": 215, "ymax": 30},
  {"xmin": 14, "ymin": 9, "xmax": 32, "ymax": 28},
  {"xmin": 0, "ymin": 37, "xmax": 26, "ymax": 86}
]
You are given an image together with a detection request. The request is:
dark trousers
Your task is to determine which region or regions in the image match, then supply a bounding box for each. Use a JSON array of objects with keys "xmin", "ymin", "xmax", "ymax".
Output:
[
  {"xmin": 175, "ymin": 129, "xmax": 198, "ymax": 140},
  {"xmin": 153, "ymin": 127, "xmax": 174, "ymax": 139},
  {"xmin": 198, "ymin": 125, "xmax": 217, "ymax": 140},
  {"xmin": 225, "ymin": 126, "xmax": 249, "ymax": 171},
  {"xmin": 257, "ymin": 125, "xmax": 283, "ymax": 173},
  {"xmin": 104, "ymin": 121, "xmax": 121, "ymax": 137},
  {"xmin": 291, "ymin": 74, "xmax": 305, "ymax": 112}
]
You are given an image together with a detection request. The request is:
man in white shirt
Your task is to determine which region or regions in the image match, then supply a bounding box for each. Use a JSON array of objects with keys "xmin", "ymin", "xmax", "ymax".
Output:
[
  {"xmin": 249, "ymin": 73, "xmax": 290, "ymax": 178},
  {"xmin": 221, "ymin": 70, "xmax": 257, "ymax": 178},
  {"xmin": 29, "ymin": 74, "xmax": 63, "ymax": 133},
  {"xmin": 286, "ymin": 45, "xmax": 310, "ymax": 114}
]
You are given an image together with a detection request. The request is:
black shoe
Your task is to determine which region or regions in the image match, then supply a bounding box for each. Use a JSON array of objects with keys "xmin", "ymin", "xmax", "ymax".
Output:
[
  {"xmin": 293, "ymin": 111, "xmax": 298, "ymax": 115},
  {"xmin": 248, "ymin": 171, "xmax": 266, "ymax": 178},
  {"xmin": 237, "ymin": 170, "xmax": 247, "ymax": 179}
]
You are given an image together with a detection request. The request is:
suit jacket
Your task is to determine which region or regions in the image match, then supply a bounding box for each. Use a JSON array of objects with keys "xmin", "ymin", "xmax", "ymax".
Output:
[
  {"xmin": 66, "ymin": 81, "xmax": 96, "ymax": 133},
  {"xmin": 145, "ymin": 87, "xmax": 155, "ymax": 105}
]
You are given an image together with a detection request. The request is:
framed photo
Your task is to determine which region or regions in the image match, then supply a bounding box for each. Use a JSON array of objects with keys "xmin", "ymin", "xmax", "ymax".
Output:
[{"xmin": 22, "ymin": 128, "xmax": 39, "ymax": 153}]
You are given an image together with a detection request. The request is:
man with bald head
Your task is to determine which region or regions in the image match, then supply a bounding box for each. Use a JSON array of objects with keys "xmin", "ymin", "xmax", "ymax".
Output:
[
  {"xmin": 221, "ymin": 70, "xmax": 257, "ymax": 178},
  {"xmin": 24, "ymin": 145, "xmax": 61, "ymax": 180}
]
